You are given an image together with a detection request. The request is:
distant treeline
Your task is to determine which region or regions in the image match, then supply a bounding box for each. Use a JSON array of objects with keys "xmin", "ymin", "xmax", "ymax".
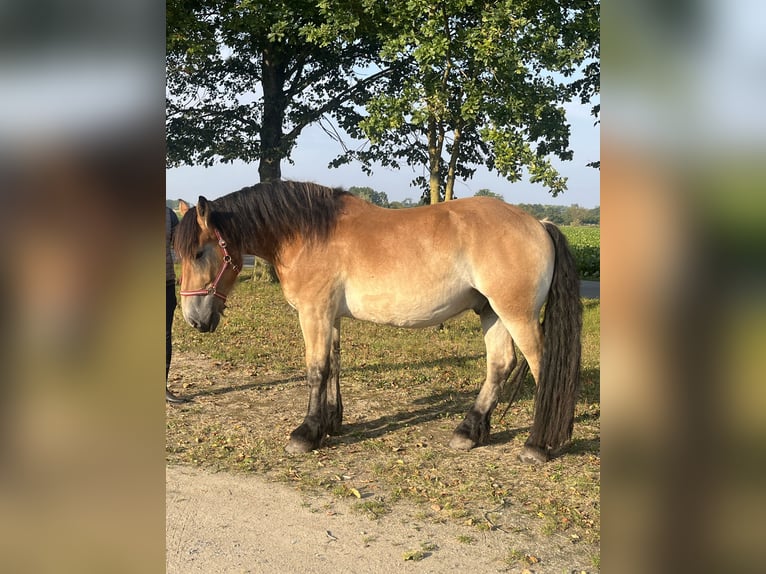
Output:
[
  {"xmin": 346, "ymin": 187, "xmax": 600, "ymax": 225},
  {"xmin": 167, "ymin": 192, "xmax": 599, "ymax": 226},
  {"xmin": 515, "ymin": 203, "xmax": 599, "ymax": 226}
]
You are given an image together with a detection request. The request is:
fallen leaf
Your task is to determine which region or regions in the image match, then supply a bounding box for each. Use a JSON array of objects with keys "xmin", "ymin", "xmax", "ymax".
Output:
[{"xmin": 525, "ymin": 554, "xmax": 540, "ymax": 564}]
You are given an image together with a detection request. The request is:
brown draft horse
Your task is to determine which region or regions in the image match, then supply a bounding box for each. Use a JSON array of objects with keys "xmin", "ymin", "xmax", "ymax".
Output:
[{"xmin": 175, "ymin": 181, "xmax": 582, "ymax": 463}]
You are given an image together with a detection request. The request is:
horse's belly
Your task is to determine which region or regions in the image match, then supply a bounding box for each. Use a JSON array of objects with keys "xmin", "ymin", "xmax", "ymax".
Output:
[{"xmin": 341, "ymin": 283, "xmax": 482, "ymax": 328}]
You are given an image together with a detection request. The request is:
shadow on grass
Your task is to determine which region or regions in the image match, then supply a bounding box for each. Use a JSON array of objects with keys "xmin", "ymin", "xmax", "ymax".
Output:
[
  {"xmin": 183, "ymin": 352, "xmax": 485, "ymax": 400},
  {"xmin": 566, "ymin": 436, "xmax": 601, "ymax": 456},
  {"xmin": 181, "ymin": 353, "xmax": 599, "ymax": 457},
  {"xmin": 329, "ymin": 388, "xmax": 475, "ymax": 446},
  {"xmin": 331, "ymin": 406, "xmax": 599, "ymax": 457},
  {"xmin": 186, "ymin": 374, "xmax": 304, "ymax": 399},
  {"xmin": 185, "ymin": 362, "xmax": 597, "ymax": 408},
  {"xmin": 341, "ymin": 353, "xmax": 485, "ymax": 378},
  {"xmin": 327, "ymin": 365, "xmax": 599, "ymax": 455}
]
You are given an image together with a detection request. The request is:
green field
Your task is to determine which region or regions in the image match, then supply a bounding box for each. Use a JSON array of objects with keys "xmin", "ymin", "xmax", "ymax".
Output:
[{"xmin": 561, "ymin": 226, "xmax": 600, "ymax": 280}]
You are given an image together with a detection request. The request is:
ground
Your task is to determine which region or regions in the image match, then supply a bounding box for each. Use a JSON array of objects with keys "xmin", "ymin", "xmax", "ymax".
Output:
[
  {"xmin": 167, "ymin": 464, "xmax": 594, "ymax": 573},
  {"xmin": 166, "ymin": 340, "xmax": 600, "ymax": 573}
]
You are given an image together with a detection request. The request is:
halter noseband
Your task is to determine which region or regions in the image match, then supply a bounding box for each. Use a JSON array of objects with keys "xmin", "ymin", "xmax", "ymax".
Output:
[{"xmin": 179, "ymin": 229, "xmax": 240, "ymax": 302}]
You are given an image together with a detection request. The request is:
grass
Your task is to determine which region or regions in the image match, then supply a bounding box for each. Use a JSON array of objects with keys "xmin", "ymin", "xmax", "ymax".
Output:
[
  {"xmin": 167, "ymin": 275, "xmax": 600, "ymax": 556},
  {"xmin": 402, "ymin": 542, "xmax": 439, "ymax": 561},
  {"xmin": 353, "ymin": 499, "xmax": 391, "ymax": 519}
]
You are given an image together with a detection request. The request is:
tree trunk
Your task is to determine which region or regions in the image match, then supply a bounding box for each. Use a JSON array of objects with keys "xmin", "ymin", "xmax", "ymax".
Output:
[
  {"xmin": 427, "ymin": 113, "xmax": 444, "ymax": 204},
  {"xmin": 257, "ymin": 46, "xmax": 287, "ymax": 281},
  {"xmin": 258, "ymin": 152, "xmax": 281, "ymax": 183},
  {"xmin": 260, "ymin": 47, "xmax": 286, "ymax": 183},
  {"xmin": 444, "ymin": 126, "xmax": 461, "ymax": 202}
]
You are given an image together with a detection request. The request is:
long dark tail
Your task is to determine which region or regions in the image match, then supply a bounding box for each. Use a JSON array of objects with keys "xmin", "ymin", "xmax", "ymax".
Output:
[{"xmin": 526, "ymin": 221, "xmax": 583, "ymax": 454}]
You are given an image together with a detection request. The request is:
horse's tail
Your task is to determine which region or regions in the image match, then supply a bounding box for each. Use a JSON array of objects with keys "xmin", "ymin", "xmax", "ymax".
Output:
[{"xmin": 524, "ymin": 221, "xmax": 583, "ymax": 461}]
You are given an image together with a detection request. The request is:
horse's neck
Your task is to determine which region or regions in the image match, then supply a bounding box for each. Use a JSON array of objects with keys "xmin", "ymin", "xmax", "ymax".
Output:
[
  {"xmin": 242, "ymin": 236, "xmax": 273, "ymax": 263},
  {"xmin": 239, "ymin": 219, "xmax": 278, "ymax": 264}
]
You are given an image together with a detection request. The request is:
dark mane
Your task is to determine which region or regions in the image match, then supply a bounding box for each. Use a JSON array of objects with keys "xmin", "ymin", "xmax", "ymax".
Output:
[{"xmin": 174, "ymin": 180, "xmax": 350, "ymax": 261}]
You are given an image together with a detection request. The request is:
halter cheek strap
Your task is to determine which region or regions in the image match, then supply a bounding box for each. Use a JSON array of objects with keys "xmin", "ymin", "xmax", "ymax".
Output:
[{"xmin": 179, "ymin": 230, "xmax": 241, "ymax": 302}]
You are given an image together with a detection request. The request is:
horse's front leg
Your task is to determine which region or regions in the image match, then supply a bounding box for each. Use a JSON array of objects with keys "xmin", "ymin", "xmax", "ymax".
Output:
[{"xmin": 286, "ymin": 311, "xmax": 334, "ymax": 454}]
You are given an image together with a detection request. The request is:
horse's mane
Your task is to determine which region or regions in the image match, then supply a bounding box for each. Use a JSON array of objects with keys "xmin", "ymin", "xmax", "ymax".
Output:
[{"xmin": 174, "ymin": 180, "xmax": 350, "ymax": 260}]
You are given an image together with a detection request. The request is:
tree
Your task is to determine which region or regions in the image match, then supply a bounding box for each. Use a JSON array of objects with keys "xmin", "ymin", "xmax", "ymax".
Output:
[
  {"xmin": 166, "ymin": 0, "xmax": 394, "ymax": 181},
  {"xmin": 516, "ymin": 202, "xmax": 599, "ymax": 225},
  {"xmin": 582, "ymin": 205, "xmax": 600, "ymax": 225},
  {"xmin": 474, "ymin": 188, "xmax": 504, "ymax": 200},
  {"xmin": 333, "ymin": 0, "xmax": 600, "ymax": 203},
  {"xmin": 348, "ymin": 186, "xmax": 389, "ymax": 207},
  {"xmin": 566, "ymin": 0, "xmax": 600, "ymax": 169},
  {"xmin": 388, "ymin": 198, "xmax": 415, "ymax": 209},
  {"xmin": 566, "ymin": 203, "xmax": 589, "ymax": 226}
]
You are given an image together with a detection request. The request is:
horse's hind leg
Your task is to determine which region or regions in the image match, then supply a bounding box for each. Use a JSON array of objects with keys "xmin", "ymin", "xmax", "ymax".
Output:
[
  {"xmin": 326, "ymin": 318, "xmax": 343, "ymax": 435},
  {"xmin": 502, "ymin": 316, "xmax": 548, "ymax": 463},
  {"xmin": 450, "ymin": 306, "xmax": 516, "ymax": 450}
]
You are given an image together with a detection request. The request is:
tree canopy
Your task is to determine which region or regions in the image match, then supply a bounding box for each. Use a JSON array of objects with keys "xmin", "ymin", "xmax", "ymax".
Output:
[
  {"xmin": 347, "ymin": 186, "xmax": 390, "ymax": 207},
  {"xmin": 333, "ymin": 0, "xmax": 600, "ymax": 202},
  {"xmin": 166, "ymin": 0, "xmax": 393, "ymax": 181},
  {"xmin": 474, "ymin": 188, "xmax": 505, "ymax": 200},
  {"xmin": 167, "ymin": 0, "xmax": 599, "ymax": 199}
]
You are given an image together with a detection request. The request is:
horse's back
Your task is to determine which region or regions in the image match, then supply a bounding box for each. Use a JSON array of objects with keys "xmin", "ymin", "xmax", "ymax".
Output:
[
  {"xmin": 337, "ymin": 195, "xmax": 552, "ymax": 277},
  {"xmin": 339, "ymin": 195, "xmax": 545, "ymax": 242}
]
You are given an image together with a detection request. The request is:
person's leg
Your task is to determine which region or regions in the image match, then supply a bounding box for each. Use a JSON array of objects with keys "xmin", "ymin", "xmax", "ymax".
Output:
[
  {"xmin": 166, "ymin": 283, "xmax": 188, "ymax": 403},
  {"xmin": 166, "ymin": 282, "xmax": 176, "ymax": 381}
]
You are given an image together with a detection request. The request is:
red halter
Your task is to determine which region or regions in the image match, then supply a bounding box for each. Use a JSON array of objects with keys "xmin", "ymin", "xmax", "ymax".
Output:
[{"xmin": 179, "ymin": 229, "xmax": 240, "ymax": 302}]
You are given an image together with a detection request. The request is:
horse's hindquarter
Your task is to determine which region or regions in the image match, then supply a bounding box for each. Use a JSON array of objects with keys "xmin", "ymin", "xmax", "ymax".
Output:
[{"xmin": 334, "ymin": 197, "xmax": 552, "ymax": 327}]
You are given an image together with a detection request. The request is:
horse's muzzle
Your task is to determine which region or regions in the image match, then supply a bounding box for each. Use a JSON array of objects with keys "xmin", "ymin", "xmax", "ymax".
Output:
[{"xmin": 185, "ymin": 311, "xmax": 220, "ymax": 333}]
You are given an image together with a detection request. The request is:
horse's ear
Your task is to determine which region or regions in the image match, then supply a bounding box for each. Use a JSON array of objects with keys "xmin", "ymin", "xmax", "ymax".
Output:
[
  {"xmin": 178, "ymin": 199, "xmax": 190, "ymax": 216},
  {"xmin": 196, "ymin": 196, "xmax": 212, "ymax": 234}
]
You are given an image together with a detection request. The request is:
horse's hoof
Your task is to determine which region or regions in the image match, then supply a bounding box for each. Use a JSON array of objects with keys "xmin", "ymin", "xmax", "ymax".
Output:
[
  {"xmin": 448, "ymin": 433, "xmax": 476, "ymax": 451},
  {"xmin": 518, "ymin": 445, "xmax": 549, "ymax": 464},
  {"xmin": 285, "ymin": 437, "xmax": 314, "ymax": 454}
]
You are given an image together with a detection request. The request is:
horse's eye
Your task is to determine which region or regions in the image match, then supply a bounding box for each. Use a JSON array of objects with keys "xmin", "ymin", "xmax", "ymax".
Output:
[{"xmin": 194, "ymin": 250, "xmax": 204, "ymax": 260}]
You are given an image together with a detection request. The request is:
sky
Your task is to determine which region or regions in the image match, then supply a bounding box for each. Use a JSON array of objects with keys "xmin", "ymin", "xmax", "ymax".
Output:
[{"xmin": 166, "ymin": 99, "xmax": 600, "ymax": 208}]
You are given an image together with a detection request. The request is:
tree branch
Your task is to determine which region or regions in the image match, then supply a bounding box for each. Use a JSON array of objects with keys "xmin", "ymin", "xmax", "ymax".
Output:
[{"xmin": 283, "ymin": 65, "xmax": 397, "ymax": 142}]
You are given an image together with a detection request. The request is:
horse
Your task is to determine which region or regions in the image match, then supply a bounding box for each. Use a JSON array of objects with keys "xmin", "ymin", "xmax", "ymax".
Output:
[{"xmin": 175, "ymin": 181, "xmax": 582, "ymax": 463}]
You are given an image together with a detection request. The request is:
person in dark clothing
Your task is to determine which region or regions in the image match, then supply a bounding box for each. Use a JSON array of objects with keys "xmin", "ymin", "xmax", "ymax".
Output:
[{"xmin": 166, "ymin": 206, "xmax": 189, "ymax": 404}]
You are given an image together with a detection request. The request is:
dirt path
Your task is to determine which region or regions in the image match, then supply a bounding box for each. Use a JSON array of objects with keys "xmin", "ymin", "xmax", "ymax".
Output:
[{"xmin": 167, "ymin": 464, "xmax": 594, "ymax": 573}]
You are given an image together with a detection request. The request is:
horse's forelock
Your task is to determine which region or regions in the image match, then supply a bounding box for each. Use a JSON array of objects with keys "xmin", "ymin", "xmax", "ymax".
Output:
[{"xmin": 174, "ymin": 205, "xmax": 201, "ymax": 259}]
